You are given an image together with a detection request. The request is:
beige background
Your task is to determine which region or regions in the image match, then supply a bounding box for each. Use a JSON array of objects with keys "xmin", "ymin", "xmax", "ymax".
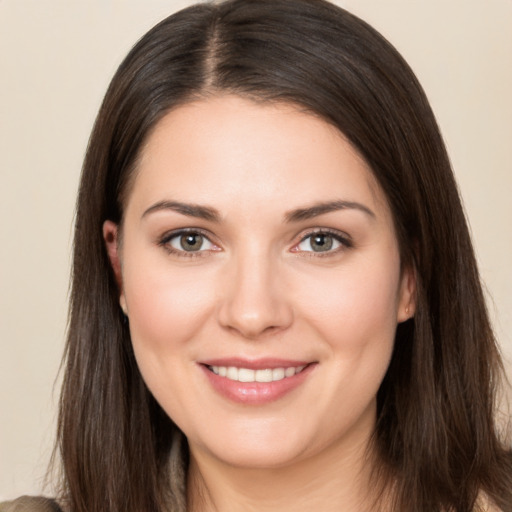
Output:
[{"xmin": 1, "ymin": 0, "xmax": 511, "ymax": 500}]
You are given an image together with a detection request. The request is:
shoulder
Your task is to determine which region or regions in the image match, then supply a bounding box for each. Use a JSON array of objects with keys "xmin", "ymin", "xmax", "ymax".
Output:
[
  {"xmin": 0, "ymin": 497, "xmax": 62, "ymax": 512},
  {"xmin": 475, "ymin": 492, "xmax": 504, "ymax": 512}
]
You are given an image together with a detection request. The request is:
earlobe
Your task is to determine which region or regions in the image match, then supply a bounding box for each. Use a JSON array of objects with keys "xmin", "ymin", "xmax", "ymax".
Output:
[
  {"xmin": 397, "ymin": 265, "xmax": 417, "ymax": 323},
  {"xmin": 103, "ymin": 220, "xmax": 126, "ymax": 311}
]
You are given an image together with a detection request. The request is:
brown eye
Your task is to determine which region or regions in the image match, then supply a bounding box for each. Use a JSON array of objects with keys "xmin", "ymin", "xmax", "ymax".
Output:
[
  {"xmin": 180, "ymin": 233, "xmax": 204, "ymax": 251},
  {"xmin": 168, "ymin": 232, "xmax": 214, "ymax": 252},
  {"xmin": 296, "ymin": 231, "xmax": 349, "ymax": 253},
  {"xmin": 309, "ymin": 234, "xmax": 333, "ymax": 252}
]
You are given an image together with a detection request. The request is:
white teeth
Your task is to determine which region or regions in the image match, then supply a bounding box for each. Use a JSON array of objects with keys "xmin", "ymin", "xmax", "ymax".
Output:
[
  {"xmin": 226, "ymin": 366, "xmax": 238, "ymax": 380},
  {"xmin": 255, "ymin": 369, "xmax": 273, "ymax": 382},
  {"xmin": 209, "ymin": 365, "xmax": 306, "ymax": 383},
  {"xmin": 285, "ymin": 367, "xmax": 296, "ymax": 378},
  {"xmin": 238, "ymin": 368, "xmax": 255, "ymax": 382},
  {"xmin": 272, "ymin": 368, "xmax": 285, "ymax": 380}
]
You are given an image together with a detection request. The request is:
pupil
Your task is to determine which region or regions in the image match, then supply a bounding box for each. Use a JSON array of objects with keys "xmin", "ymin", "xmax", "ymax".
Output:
[
  {"xmin": 181, "ymin": 234, "xmax": 202, "ymax": 251},
  {"xmin": 312, "ymin": 234, "xmax": 332, "ymax": 252}
]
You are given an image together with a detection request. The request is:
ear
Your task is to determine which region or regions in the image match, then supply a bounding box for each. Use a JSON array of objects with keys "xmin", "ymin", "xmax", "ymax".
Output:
[
  {"xmin": 103, "ymin": 220, "xmax": 127, "ymax": 314},
  {"xmin": 396, "ymin": 264, "xmax": 417, "ymax": 323}
]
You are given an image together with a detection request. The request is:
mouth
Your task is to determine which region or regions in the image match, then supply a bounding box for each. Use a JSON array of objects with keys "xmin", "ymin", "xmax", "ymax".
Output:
[
  {"xmin": 206, "ymin": 364, "xmax": 307, "ymax": 383},
  {"xmin": 199, "ymin": 359, "xmax": 315, "ymax": 404}
]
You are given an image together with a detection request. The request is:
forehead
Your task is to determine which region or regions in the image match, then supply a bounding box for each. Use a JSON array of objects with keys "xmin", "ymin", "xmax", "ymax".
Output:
[{"xmin": 127, "ymin": 95, "xmax": 388, "ymax": 219}]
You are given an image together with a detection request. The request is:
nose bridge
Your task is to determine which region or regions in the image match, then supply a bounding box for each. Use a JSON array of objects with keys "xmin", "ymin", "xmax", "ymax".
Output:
[{"xmin": 217, "ymin": 242, "xmax": 293, "ymax": 338}]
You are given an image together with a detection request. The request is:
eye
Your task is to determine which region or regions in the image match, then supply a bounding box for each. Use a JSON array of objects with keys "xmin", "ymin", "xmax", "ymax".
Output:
[
  {"xmin": 294, "ymin": 231, "xmax": 351, "ymax": 254},
  {"xmin": 161, "ymin": 230, "xmax": 218, "ymax": 255}
]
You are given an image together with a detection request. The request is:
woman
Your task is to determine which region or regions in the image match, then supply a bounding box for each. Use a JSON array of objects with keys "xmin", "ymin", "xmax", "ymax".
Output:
[{"xmin": 2, "ymin": 0, "xmax": 511, "ymax": 510}]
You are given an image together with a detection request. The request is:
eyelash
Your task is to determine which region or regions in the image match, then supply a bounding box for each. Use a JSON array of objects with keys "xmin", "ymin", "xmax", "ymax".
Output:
[
  {"xmin": 158, "ymin": 228, "xmax": 218, "ymax": 258},
  {"xmin": 293, "ymin": 228, "xmax": 353, "ymax": 257},
  {"xmin": 158, "ymin": 228, "xmax": 353, "ymax": 258}
]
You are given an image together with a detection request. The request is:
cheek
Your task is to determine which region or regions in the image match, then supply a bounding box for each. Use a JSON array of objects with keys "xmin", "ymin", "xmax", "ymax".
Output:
[
  {"xmin": 293, "ymin": 253, "xmax": 402, "ymax": 355},
  {"xmin": 121, "ymin": 257, "xmax": 220, "ymax": 425},
  {"xmin": 291, "ymin": 256, "xmax": 401, "ymax": 421},
  {"xmin": 122, "ymin": 251, "xmax": 217, "ymax": 367},
  {"xmin": 290, "ymin": 252, "xmax": 400, "ymax": 406}
]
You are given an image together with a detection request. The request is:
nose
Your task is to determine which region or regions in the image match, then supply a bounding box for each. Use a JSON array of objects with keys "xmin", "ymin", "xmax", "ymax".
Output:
[{"xmin": 217, "ymin": 248, "xmax": 294, "ymax": 339}]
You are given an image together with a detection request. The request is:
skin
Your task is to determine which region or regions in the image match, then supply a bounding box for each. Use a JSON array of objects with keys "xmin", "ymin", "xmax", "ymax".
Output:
[{"xmin": 104, "ymin": 95, "xmax": 415, "ymax": 512}]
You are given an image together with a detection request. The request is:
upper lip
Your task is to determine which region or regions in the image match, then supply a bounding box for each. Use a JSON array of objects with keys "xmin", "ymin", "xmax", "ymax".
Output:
[{"xmin": 199, "ymin": 358, "xmax": 314, "ymax": 370}]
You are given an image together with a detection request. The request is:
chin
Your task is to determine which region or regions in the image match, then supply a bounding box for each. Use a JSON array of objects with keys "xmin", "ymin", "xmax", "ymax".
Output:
[
  {"xmin": 186, "ymin": 415, "xmax": 334, "ymax": 471},
  {"xmin": 202, "ymin": 440, "xmax": 309, "ymax": 470}
]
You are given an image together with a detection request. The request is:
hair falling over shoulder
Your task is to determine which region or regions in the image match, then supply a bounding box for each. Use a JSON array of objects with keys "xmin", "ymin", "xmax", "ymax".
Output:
[{"xmin": 54, "ymin": 0, "xmax": 512, "ymax": 510}]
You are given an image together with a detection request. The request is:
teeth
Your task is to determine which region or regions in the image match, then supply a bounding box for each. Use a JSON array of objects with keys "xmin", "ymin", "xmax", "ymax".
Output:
[
  {"xmin": 272, "ymin": 368, "xmax": 285, "ymax": 380},
  {"xmin": 238, "ymin": 368, "xmax": 255, "ymax": 382},
  {"xmin": 285, "ymin": 367, "xmax": 296, "ymax": 378},
  {"xmin": 209, "ymin": 365, "xmax": 306, "ymax": 383},
  {"xmin": 227, "ymin": 366, "xmax": 238, "ymax": 380},
  {"xmin": 255, "ymin": 369, "xmax": 273, "ymax": 382}
]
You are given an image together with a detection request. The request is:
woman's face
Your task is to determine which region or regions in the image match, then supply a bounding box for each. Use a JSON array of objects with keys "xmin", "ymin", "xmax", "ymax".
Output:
[{"xmin": 105, "ymin": 95, "xmax": 414, "ymax": 470}]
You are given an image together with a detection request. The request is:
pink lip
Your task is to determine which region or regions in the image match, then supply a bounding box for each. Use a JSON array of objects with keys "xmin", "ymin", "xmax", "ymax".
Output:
[{"xmin": 198, "ymin": 358, "xmax": 316, "ymax": 405}]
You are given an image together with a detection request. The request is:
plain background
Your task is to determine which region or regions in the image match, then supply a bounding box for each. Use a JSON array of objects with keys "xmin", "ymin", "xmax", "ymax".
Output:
[{"xmin": 1, "ymin": 0, "xmax": 511, "ymax": 500}]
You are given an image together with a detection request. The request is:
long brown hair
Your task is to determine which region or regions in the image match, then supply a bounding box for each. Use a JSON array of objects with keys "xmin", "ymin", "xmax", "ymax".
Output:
[{"xmin": 56, "ymin": 0, "xmax": 512, "ymax": 510}]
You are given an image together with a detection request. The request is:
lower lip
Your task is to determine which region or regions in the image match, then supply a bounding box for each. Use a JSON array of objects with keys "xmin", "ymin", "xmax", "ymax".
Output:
[{"xmin": 200, "ymin": 364, "xmax": 315, "ymax": 405}]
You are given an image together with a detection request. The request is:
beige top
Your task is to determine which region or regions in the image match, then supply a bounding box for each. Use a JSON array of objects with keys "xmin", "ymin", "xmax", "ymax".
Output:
[{"xmin": 0, "ymin": 497, "xmax": 61, "ymax": 512}]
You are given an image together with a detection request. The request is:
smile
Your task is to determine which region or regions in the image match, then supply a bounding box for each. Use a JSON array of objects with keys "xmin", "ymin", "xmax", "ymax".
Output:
[
  {"xmin": 207, "ymin": 365, "xmax": 306, "ymax": 383},
  {"xmin": 200, "ymin": 360, "xmax": 315, "ymax": 404}
]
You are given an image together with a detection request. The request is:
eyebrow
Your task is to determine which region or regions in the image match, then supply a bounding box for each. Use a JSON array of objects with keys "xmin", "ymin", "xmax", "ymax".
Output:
[
  {"xmin": 142, "ymin": 200, "xmax": 221, "ymax": 222},
  {"xmin": 284, "ymin": 200, "xmax": 375, "ymax": 222},
  {"xmin": 141, "ymin": 198, "xmax": 375, "ymax": 223}
]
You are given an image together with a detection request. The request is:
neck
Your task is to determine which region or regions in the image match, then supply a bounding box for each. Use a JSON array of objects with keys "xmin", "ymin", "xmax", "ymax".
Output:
[{"xmin": 187, "ymin": 416, "xmax": 384, "ymax": 512}]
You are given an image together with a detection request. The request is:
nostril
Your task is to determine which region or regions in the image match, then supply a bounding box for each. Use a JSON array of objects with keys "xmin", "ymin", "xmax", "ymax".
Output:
[{"xmin": 216, "ymin": 271, "xmax": 294, "ymax": 338}]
